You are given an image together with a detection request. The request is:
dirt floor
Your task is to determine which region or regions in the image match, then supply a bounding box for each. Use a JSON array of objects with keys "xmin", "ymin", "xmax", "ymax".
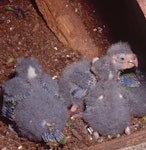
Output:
[{"xmin": 0, "ymin": 0, "xmax": 146, "ymax": 150}]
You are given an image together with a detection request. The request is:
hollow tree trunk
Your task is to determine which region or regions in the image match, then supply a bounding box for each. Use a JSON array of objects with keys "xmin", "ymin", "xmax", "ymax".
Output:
[{"xmin": 35, "ymin": 0, "xmax": 100, "ymax": 59}]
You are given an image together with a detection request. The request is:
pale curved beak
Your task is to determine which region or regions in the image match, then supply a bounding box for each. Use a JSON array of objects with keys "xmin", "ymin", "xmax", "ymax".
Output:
[{"xmin": 127, "ymin": 53, "xmax": 138, "ymax": 68}]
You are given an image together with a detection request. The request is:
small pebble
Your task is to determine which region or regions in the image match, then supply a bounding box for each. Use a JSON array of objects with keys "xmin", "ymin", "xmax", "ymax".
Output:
[
  {"xmin": 75, "ymin": 8, "xmax": 78, "ymax": 13},
  {"xmin": 93, "ymin": 28, "xmax": 97, "ymax": 32},
  {"xmin": 18, "ymin": 145, "xmax": 22, "ymax": 149},
  {"xmin": 54, "ymin": 47, "xmax": 58, "ymax": 50}
]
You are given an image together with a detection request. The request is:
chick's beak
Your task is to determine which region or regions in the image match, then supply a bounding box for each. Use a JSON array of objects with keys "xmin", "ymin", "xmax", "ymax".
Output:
[{"xmin": 127, "ymin": 53, "xmax": 138, "ymax": 68}]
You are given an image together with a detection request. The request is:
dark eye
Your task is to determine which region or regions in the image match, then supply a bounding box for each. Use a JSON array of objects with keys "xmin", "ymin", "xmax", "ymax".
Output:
[
  {"xmin": 119, "ymin": 54, "xmax": 126, "ymax": 61},
  {"xmin": 120, "ymin": 57, "xmax": 125, "ymax": 60}
]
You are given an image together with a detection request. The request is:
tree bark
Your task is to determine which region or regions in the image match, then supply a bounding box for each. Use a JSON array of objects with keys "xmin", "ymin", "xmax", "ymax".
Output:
[{"xmin": 35, "ymin": 0, "xmax": 100, "ymax": 59}]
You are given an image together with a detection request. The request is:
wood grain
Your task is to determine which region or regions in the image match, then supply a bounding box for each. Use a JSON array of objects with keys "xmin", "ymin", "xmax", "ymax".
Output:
[{"xmin": 35, "ymin": 0, "xmax": 100, "ymax": 58}]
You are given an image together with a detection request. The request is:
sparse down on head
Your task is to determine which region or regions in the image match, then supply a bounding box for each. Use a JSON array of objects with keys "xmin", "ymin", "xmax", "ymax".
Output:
[
  {"xmin": 107, "ymin": 42, "xmax": 138, "ymax": 70},
  {"xmin": 91, "ymin": 42, "xmax": 138, "ymax": 82},
  {"xmin": 16, "ymin": 57, "xmax": 42, "ymax": 79}
]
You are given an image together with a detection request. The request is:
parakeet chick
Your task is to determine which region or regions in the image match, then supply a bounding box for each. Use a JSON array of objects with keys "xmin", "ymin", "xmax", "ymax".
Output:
[
  {"xmin": 122, "ymin": 71, "xmax": 146, "ymax": 117},
  {"xmin": 2, "ymin": 57, "xmax": 68, "ymax": 146},
  {"xmin": 59, "ymin": 59, "xmax": 97, "ymax": 112},
  {"xmin": 91, "ymin": 42, "xmax": 138, "ymax": 81},
  {"xmin": 83, "ymin": 80, "xmax": 130, "ymax": 137}
]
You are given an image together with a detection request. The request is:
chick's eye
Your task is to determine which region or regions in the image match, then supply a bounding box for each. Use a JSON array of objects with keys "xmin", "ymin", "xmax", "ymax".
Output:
[
  {"xmin": 119, "ymin": 54, "xmax": 126, "ymax": 61},
  {"xmin": 120, "ymin": 57, "xmax": 125, "ymax": 60}
]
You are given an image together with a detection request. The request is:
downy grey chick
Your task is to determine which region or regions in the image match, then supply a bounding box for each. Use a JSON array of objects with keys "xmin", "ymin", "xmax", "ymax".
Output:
[
  {"xmin": 2, "ymin": 57, "xmax": 68, "ymax": 146},
  {"xmin": 2, "ymin": 58, "xmax": 59, "ymax": 120},
  {"xmin": 91, "ymin": 42, "xmax": 138, "ymax": 81},
  {"xmin": 121, "ymin": 71, "xmax": 146, "ymax": 118},
  {"xmin": 83, "ymin": 80, "xmax": 131, "ymax": 137},
  {"xmin": 59, "ymin": 59, "xmax": 97, "ymax": 112}
]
